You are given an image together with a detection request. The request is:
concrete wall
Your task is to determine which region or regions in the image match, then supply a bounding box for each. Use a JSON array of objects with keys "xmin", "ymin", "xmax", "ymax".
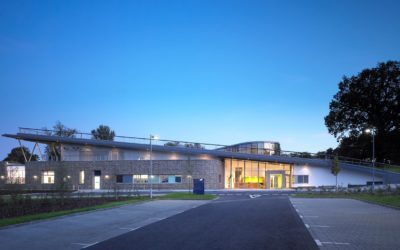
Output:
[
  {"xmin": 293, "ymin": 164, "xmax": 383, "ymax": 187},
  {"xmin": 1, "ymin": 159, "xmax": 224, "ymax": 190}
]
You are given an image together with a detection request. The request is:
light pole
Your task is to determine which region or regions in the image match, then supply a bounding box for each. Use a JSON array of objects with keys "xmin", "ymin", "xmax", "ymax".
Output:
[
  {"xmin": 365, "ymin": 128, "xmax": 375, "ymax": 191},
  {"xmin": 149, "ymin": 134, "xmax": 159, "ymax": 198}
]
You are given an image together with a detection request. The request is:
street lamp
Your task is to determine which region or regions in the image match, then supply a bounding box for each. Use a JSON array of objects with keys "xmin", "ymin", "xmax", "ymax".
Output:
[
  {"xmin": 149, "ymin": 134, "xmax": 159, "ymax": 198},
  {"xmin": 365, "ymin": 128, "xmax": 375, "ymax": 191}
]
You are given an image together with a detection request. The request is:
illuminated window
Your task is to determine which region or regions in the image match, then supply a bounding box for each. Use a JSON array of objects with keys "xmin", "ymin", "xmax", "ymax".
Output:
[
  {"xmin": 133, "ymin": 175, "xmax": 148, "ymax": 184},
  {"xmin": 42, "ymin": 171, "xmax": 55, "ymax": 184},
  {"xmin": 6, "ymin": 166, "xmax": 25, "ymax": 184},
  {"xmin": 79, "ymin": 171, "xmax": 85, "ymax": 184}
]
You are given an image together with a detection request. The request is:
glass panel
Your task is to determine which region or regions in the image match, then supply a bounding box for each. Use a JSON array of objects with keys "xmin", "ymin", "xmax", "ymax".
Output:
[
  {"xmin": 235, "ymin": 160, "xmax": 244, "ymax": 188},
  {"xmin": 79, "ymin": 170, "xmax": 85, "ymax": 184}
]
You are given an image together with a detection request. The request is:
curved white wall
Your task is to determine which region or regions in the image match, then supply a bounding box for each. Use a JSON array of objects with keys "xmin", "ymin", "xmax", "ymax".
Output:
[{"xmin": 293, "ymin": 164, "xmax": 382, "ymax": 187}]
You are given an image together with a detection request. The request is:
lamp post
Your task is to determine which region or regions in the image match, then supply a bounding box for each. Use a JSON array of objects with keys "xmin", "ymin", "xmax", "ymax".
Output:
[
  {"xmin": 149, "ymin": 134, "xmax": 159, "ymax": 198},
  {"xmin": 365, "ymin": 128, "xmax": 375, "ymax": 191}
]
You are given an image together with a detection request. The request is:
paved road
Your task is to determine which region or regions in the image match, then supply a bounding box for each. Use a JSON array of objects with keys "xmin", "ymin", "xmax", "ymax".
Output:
[
  {"xmin": 0, "ymin": 200, "xmax": 208, "ymax": 250},
  {"xmin": 291, "ymin": 198, "xmax": 400, "ymax": 250},
  {"xmin": 88, "ymin": 194, "xmax": 317, "ymax": 250}
]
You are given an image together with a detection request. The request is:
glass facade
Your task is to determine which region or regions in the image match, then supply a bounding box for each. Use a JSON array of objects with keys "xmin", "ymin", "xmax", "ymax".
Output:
[
  {"xmin": 224, "ymin": 158, "xmax": 291, "ymax": 189},
  {"xmin": 222, "ymin": 141, "xmax": 281, "ymax": 156}
]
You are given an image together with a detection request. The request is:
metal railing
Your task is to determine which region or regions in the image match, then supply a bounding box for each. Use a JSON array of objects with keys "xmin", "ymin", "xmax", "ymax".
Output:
[{"xmin": 17, "ymin": 127, "xmax": 400, "ymax": 173}]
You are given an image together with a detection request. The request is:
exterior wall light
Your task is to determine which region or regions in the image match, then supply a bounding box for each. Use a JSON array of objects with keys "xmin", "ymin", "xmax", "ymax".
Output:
[
  {"xmin": 67, "ymin": 175, "xmax": 71, "ymax": 179},
  {"xmin": 33, "ymin": 175, "xmax": 38, "ymax": 180},
  {"xmin": 0, "ymin": 175, "xmax": 5, "ymax": 180},
  {"xmin": 105, "ymin": 175, "xmax": 110, "ymax": 179}
]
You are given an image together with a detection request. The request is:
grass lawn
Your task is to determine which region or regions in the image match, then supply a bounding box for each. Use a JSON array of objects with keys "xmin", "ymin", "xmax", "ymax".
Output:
[
  {"xmin": 292, "ymin": 192, "xmax": 400, "ymax": 208},
  {"xmin": 158, "ymin": 192, "xmax": 217, "ymax": 200},
  {"xmin": 0, "ymin": 197, "xmax": 150, "ymax": 228}
]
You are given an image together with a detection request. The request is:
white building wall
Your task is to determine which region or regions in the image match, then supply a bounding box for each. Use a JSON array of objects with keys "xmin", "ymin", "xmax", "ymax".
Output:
[
  {"xmin": 293, "ymin": 164, "xmax": 382, "ymax": 187},
  {"xmin": 61, "ymin": 145, "xmax": 217, "ymax": 161}
]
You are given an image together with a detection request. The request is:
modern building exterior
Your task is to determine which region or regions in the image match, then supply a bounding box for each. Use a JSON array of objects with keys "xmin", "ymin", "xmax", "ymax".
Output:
[{"xmin": 1, "ymin": 128, "xmax": 399, "ymax": 191}]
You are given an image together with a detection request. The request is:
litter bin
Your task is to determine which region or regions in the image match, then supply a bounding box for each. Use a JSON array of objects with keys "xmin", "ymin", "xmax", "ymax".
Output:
[{"xmin": 193, "ymin": 178, "xmax": 205, "ymax": 195}]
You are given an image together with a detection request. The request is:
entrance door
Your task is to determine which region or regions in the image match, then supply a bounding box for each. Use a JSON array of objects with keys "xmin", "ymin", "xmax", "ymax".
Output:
[
  {"xmin": 94, "ymin": 176, "xmax": 101, "ymax": 189},
  {"xmin": 270, "ymin": 174, "xmax": 282, "ymax": 189}
]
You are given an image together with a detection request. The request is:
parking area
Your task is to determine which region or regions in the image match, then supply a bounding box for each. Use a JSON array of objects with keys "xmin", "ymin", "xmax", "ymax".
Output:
[
  {"xmin": 290, "ymin": 198, "xmax": 400, "ymax": 249},
  {"xmin": 0, "ymin": 200, "xmax": 209, "ymax": 250}
]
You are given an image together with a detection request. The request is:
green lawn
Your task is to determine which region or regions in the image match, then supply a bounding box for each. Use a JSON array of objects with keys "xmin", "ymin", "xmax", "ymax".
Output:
[
  {"xmin": 382, "ymin": 165, "xmax": 400, "ymax": 173},
  {"xmin": 291, "ymin": 192, "xmax": 400, "ymax": 208},
  {"xmin": 158, "ymin": 192, "xmax": 217, "ymax": 200},
  {"xmin": 0, "ymin": 197, "xmax": 150, "ymax": 228}
]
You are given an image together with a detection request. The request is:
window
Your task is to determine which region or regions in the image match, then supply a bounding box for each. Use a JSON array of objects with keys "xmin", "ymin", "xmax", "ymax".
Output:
[
  {"xmin": 116, "ymin": 175, "xmax": 133, "ymax": 184},
  {"xmin": 133, "ymin": 175, "xmax": 148, "ymax": 184},
  {"xmin": 6, "ymin": 166, "xmax": 25, "ymax": 184},
  {"xmin": 219, "ymin": 174, "xmax": 222, "ymax": 183},
  {"xmin": 149, "ymin": 175, "xmax": 160, "ymax": 184},
  {"xmin": 79, "ymin": 171, "xmax": 85, "ymax": 184},
  {"xmin": 294, "ymin": 175, "xmax": 309, "ymax": 184},
  {"xmin": 42, "ymin": 171, "xmax": 55, "ymax": 184},
  {"xmin": 159, "ymin": 175, "xmax": 181, "ymax": 184}
]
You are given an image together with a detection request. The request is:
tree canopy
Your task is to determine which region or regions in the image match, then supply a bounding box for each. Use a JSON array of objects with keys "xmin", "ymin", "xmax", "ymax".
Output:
[
  {"xmin": 91, "ymin": 125, "xmax": 115, "ymax": 141},
  {"xmin": 325, "ymin": 61, "xmax": 400, "ymax": 163},
  {"xmin": 3, "ymin": 146, "xmax": 39, "ymax": 163},
  {"xmin": 44, "ymin": 121, "xmax": 78, "ymax": 161}
]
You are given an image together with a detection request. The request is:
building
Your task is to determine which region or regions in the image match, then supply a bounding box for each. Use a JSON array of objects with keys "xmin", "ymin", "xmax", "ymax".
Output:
[{"xmin": 1, "ymin": 128, "xmax": 399, "ymax": 191}]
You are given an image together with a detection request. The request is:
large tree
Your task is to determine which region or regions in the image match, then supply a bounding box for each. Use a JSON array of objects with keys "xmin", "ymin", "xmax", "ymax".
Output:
[
  {"xmin": 325, "ymin": 61, "xmax": 400, "ymax": 163},
  {"xmin": 91, "ymin": 125, "xmax": 115, "ymax": 140},
  {"xmin": 44, "ymin": 121, "xmax": 78, "ymax": 161},
  {"xmin": 3, "ymin": 146, "xmax": 39, "ymax": 163}
]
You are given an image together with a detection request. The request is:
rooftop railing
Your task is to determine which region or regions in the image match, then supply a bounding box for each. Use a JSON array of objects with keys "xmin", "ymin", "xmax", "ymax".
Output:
[{"xmin": 17, "ymin": 127, "xmax": 400, "ymax": 173}]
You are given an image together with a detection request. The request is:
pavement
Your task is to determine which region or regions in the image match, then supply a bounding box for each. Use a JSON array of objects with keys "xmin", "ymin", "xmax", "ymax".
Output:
[
  {"xmin": 3, "ymin": 193, "xmax": 398, "ymax": 250},
  {"xmin": 290, "ymin": 198, "xmax": 400, "ymax": 249},
  {"xmin": 88, "ymin": 194, "xmax": 317, "ymax": 250},
  {"xmin": 0, "ymin": 199, "xmax": 209, "ymax": 250}
]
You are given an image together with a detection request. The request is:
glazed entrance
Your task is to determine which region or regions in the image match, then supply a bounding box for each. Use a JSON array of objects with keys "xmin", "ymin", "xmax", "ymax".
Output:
[{"xmin": 224, "ymin": 158, "xmax": 292, "ymax": 189}]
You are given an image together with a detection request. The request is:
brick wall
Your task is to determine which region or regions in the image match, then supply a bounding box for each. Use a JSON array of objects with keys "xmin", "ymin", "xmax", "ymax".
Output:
[{"xmin": 3, "ymin": 159, "xmax": 224, "ymax": 190}]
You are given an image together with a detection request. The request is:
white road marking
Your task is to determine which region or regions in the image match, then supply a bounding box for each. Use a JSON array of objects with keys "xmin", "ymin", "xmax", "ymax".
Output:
[
  {"xmin": 310, "ymin": 225, "xmax": 330, "ymax": 228},
  {"xmin": 299, "ymin": 215, "xmax": 303, "ymax": 218},
  {"xmin": 321, "ymin": 241, "xmax": 350, "ymax": 245},
  {"xmin": 315, "ymin": 239, "xmax": 322, "ymax": 246},
  {"xmin": 119, "ymin": 227, "xmax": 140, "ymax": 231},
  {"xmin": 249, "ymin": 194, "xmax": 261, "ymax": 199},
  {"xmin": 305, "ymin": 224, "xmax": 310, "ymax": 229},
  {"xmin": 295, "ymin": 209, "xmax": 299, "ymax": 212},
  {"xmin": 303, "ymin": 215, "xmax": 319, "ymax": 218}
]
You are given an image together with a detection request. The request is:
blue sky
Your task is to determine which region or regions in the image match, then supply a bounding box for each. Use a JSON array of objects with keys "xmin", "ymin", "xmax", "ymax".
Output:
[{"xmin": 1, "ymin": 0, "xmax": 399, "ymax": 159}]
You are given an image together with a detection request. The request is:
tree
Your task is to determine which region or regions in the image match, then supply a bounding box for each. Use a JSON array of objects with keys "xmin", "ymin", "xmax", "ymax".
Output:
[
  {"xmin": 3, "ymin": 146, "xmax": 39, "ymax": 163},
  {"xmin": 331, "ymin": 155, "xmax": 341, "ymax": 192},
  {"xmin": 325, "ymin": 61, "xmax": 400, "ymax": 163},
  {"xmin": 164, "ymin": 141, "xmax": 180, "ymax": 147},
  {"xmin": 184, "ymin": 143, "xmax": 204, "ymax": 149},
  {"xmin": 91, "ymin": 125, "xmax": 115, "ymax": 141},
  {"xmin": 44, "ymin": 121, "xmax": 77, "ymax": 161}
]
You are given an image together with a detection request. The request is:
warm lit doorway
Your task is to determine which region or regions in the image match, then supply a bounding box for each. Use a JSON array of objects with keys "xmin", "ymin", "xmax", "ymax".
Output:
[
  {"xmin": 94, "ymin": 176, "xmax": 100, "ymax": 189},
  {"xmin": 269, "ymin": 174, "xmax": 282, "ymax": 189},
  {"xmin": 94, "ymin": 170, "xmax": 101, "ymax": 189}
]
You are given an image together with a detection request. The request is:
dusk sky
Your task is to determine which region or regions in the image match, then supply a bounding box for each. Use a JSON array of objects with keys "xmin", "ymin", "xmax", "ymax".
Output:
[{"xmin": 1, "ymin": 0, "xmax": 399, "ymax": 159}]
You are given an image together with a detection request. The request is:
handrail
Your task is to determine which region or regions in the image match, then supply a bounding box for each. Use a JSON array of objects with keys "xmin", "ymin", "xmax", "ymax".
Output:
[{"xmin": 16, "ymin": 127, "xmax": 400, "ymax": 172}]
